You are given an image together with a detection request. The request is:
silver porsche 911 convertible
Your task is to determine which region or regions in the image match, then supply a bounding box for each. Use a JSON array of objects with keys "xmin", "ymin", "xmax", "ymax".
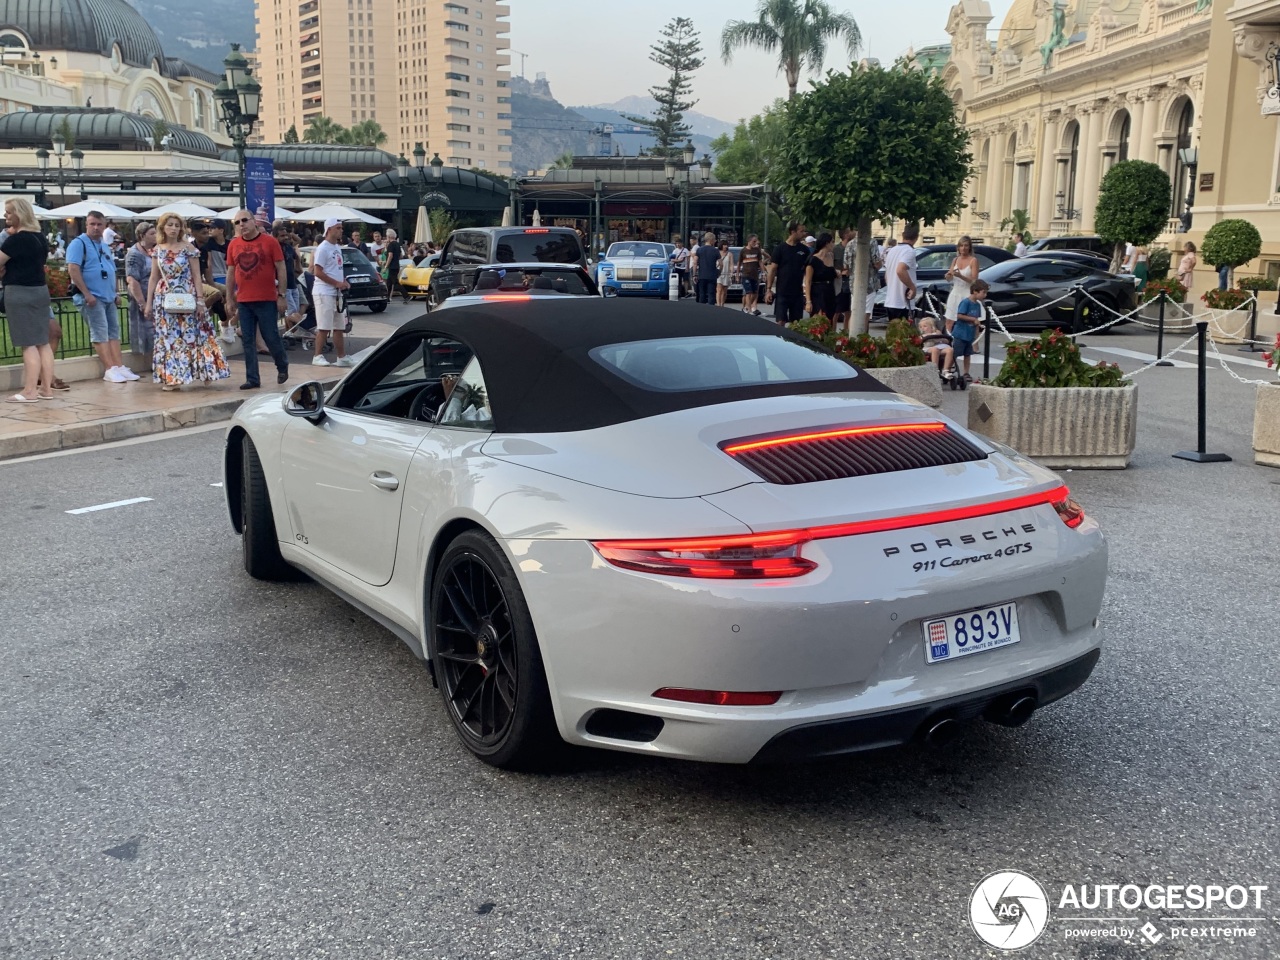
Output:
[{"xmin": 223, "ymin": 300, "xmax": 1107, "ymax": 770}]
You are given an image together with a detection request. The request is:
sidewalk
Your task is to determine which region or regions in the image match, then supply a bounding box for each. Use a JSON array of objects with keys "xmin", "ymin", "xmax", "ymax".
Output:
[{"xmin": 0, "ymin": 312, "xmax": 393, "ymax": 461}]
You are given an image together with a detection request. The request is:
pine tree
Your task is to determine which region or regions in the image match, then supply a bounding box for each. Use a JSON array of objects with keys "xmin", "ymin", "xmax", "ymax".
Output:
[
  {"xmin": 623, "ymin": 17, "xmax": 704, "ymax": 159},
  {"xmin": 283, "ymin": 123, "xmax": 300, "ymax": 144}
]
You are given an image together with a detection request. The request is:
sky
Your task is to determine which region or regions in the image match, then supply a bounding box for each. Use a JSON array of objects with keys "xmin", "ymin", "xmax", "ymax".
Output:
[{"xmin": 507, "ymin": 1, "xmax": 1017, "ymax": 122}]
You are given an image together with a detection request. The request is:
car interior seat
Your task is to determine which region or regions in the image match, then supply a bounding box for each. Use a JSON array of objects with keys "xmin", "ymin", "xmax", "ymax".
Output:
[
  {"xmin": 689, "ymin": 346, "xmax": 742, "ymax": 387},
  {"xmin": 474, "ymin": 270, "xmax": 501, "ymax": 290},
  {"xmin": 531, "ymin": 276, "xmax": 554, "ymax": 290}
]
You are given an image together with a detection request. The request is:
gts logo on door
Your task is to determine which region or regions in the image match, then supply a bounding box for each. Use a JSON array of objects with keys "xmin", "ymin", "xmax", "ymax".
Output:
[{"xmin": 882, "ymin": 522, "xmax": 1037, "ymax": 557}]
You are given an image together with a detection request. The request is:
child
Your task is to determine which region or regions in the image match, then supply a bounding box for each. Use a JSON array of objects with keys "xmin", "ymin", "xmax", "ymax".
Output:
[
  {"xmin": 918, "ymin": 317, "xmax": 955, "ymax": 378},
  {"xmin": 952, "ymin": 278, "xmax": 988, "ymax": 382}
]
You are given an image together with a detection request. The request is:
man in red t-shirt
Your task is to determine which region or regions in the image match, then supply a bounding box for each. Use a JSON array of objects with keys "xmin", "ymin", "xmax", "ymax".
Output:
[{"xmin": 226, "ymin": 208, "xmax": 289, "ymax": 389}]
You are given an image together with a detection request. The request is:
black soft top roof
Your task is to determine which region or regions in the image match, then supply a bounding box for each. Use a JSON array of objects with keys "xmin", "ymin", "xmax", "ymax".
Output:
[{"xmin": 392, "ymin": 299, "xmax": 891, "ymax": 433}]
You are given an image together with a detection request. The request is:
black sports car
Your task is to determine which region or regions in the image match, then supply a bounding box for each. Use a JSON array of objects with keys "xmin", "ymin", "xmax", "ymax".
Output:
[
  {"xmin": 918, "ymin": 257, "xmax": 1139, "ymax": 330},
  {"xmin": 873, "ymin": 243, "xmax": 1016, "ymax": 319}
]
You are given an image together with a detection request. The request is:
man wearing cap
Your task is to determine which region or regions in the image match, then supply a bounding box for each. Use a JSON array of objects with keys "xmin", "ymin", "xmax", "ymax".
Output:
[
  {"xmin": 311, "ymin": 217, "xmax": 353, "ymax": 367},
  {"xmin": 225, "ymin": 209, "xmax": 289, "ymax": 389}
]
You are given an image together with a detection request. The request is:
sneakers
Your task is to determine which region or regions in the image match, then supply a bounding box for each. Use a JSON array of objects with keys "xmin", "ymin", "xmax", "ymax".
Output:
[
  {"xmin": 220, "ymin": 327, "xmax": 237, "ymax": 344},
  {"xmin": 114, "ymin": 366, "xmax": 140, "ymax": 381},
  {"xmin": 103, "ymin": 367, "xmax": 128, "ymax": 383},
  {"xmin": 334, "ymin": 355, "xmax": 355, "ymax": 368},
  {"xmin": 311, "ymin": 355, "xmax": 332, "ymax": 366}
]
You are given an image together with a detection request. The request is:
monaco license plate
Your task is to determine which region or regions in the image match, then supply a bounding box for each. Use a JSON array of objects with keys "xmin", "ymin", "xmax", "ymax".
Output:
[
  {"xmin": 923, "ymin": 602, "xmax": 1020, "ymax": 663},
  {"xmin": 622, "ymin": 282, "xmax": 644, "ymax": 289}
]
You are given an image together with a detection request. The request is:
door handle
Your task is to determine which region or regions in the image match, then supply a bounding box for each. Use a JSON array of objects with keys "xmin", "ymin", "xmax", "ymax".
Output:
[{"xmin": 369, "ymin": 472, "xmax": 400, "ymax": 491}]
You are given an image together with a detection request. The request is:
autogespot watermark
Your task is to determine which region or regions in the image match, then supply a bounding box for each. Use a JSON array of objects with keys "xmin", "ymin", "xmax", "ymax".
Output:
[{"xmin": 967, "ymin": 870, "xmax": 1271, "ymax": 951}]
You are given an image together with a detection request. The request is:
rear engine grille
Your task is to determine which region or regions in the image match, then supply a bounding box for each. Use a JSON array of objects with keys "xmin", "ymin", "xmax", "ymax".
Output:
[
  {"xmin": 721, "ymin": 422, "xmax": 987, "ymax": 485},
  {"xmin": 617, "ymin": 267, "xmax": 650, "ymax": 281}
]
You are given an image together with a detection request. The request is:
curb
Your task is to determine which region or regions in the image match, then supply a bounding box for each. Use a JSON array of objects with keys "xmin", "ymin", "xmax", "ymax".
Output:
[{"xmin": 0, "ymin": 377, "xmax": 343, "ymax": 462}]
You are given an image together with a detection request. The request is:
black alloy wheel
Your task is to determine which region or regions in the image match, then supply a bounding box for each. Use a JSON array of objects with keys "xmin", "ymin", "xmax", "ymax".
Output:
[{"xmin": 429, "ymin": 531, "xmax": 560, "ymax": 769}]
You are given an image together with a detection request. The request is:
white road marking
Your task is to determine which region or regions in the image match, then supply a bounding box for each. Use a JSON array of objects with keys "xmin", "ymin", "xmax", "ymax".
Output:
[
  {"xmin": 66, "ymin": 497, "xmax": 154, "ymax": 515},
  {"xmin": 1082, "ymin": 346, "xmax": 1195, "ymax": 368},
  {"xmin": 210, "ymin": 482, "xmax": 223, "ymax": 488},
  {"xmin": 1175, "ymin": 348, "xmax": 1272, "ymax": 369},
  {"xmin": 0, "ymin": 421, "xmax": 226, "ymax": 467}
]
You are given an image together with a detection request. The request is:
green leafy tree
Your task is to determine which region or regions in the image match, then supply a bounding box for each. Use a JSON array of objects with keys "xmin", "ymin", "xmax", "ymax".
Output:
[
  {"xmin": 721, "ymin": 0, "xmax": 861, "ymax": 99},
  {"xmin": 773, "ymin": 64, "xmax": 970, "ymax": 333},
  {"xmin": 622, "ymin": 17, "xmax": 704, "ymax": 158},
  {"xmin": 1094, "ymin": 160, "xmax": 1172, "ymax": 269},
  {"xmin": 342, "ymin": 119, "xmax": 388, "ymax": 148},
  {"xmin": 469, "ymin": 167, "xmax": 509, "ymax": 184},
  {"xmin": 548, "ymin": 151, "xmax": 575, "ymax": 170},
  {"xmin": 302, "ymin": 115, "xmax": 346, "ymax": 144},
  {"xmin": 1201, "ymin": 219, "xmax": 1263, "ymax": 288},
  {"xmin": 998, "ymin": 209, "xmax": 1033, "ymax": 250},
  {"xmin": 710, "ymin": 102, "xmax": 790, "ymax": 235},
  {"xmin": 56, "ymin": 116, "xmax": 76, "ymax": 151},
  {"xmin": 428, "ymin": 208, "xmax": 457, "ymax": 246},
  {"xmin": 283, "ymin": 123, "xmax": 300, "ymax": 144}
]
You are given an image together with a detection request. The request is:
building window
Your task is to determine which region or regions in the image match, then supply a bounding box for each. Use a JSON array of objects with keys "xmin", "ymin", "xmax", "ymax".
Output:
[
  {"xmin": 1117, "ymin": 112, "xmax": 1131, "ymax": 164},
  {"xmin": 1171, "ymin": 99, "xmax": 1195, "ymax": 219}
]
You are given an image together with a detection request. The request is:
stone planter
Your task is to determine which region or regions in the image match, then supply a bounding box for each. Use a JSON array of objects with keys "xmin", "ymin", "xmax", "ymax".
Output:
[
  {"xmin": 1203, "ymin": 304, "xmax": 1251, "ymax": 344},
  {"xmin": 967, "ymin": 383, "xmax": 1138, "ymax": 469},
  {"xmin": 865, "ymin": 361, "xmax": 942, "ymax": 408},
  {"xmin": 1253, "ymin": 383, "xmax": 1280, "ymax": 467}
]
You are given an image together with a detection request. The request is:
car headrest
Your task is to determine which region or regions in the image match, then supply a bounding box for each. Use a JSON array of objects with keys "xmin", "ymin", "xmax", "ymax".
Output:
[{"xmin": 475, "ymin": 270, "xmax": 501, "ymax": 290}]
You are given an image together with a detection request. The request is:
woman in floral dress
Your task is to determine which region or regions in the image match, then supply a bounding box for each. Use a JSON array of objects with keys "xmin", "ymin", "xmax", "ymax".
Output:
[{"xmin": 144, "ymin": 212, "xmax": 229, "ymax": 390}]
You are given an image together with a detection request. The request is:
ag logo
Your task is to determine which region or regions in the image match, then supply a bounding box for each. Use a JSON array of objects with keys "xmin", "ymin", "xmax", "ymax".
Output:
[{"xmin": 969, "ymin": 870, "xmax": 1050, "ymax": 950}]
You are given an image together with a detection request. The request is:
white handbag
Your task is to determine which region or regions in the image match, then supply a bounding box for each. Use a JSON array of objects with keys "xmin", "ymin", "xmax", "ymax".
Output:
[{"xmin": 163, "ymin": 292, "xmax": 197, "ymax": 313}]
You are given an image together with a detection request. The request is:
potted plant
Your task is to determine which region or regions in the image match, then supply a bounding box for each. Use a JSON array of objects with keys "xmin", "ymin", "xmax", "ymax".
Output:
[
  {"xmin": 1256, "ymin": 335, "xmax": 1280, "ymax": 467},
  {"xmin": 1238, "ymin": 276, "xmax": 1280, "ymax": 340},
  {"xmin": 1139, "ymin": 277, "xmax": 1186, "ymax": 321},
  {"xmin": 968, "ymin": 329, "xmax": 1137, "ymax": 468},
  {"xmin": 44, "ymin": 264, "xmax": 71, "ymax": 299},
  {"xmin": 793, "ymin": 316, "xmax": 943, "ymax": 407},
  {"xmin": 1201, "ymin": 219, "xmax": 1262, "ymax": 341}
]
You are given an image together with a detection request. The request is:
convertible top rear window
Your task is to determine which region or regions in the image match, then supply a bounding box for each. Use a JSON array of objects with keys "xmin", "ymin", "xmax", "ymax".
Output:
[{"xmin": 592, "ymin": 335, "xmax": 859, "ymax": 393}]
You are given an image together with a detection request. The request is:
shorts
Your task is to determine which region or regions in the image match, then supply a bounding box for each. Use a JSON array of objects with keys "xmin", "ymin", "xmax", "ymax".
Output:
[
  {"xmin": 285, "ymin": 288, "xmax": 302, "ymax": 317},
  {"xmin": 865, "ymin": 293, "xmax": 878, "ymax": 317},
  {"xmin": 78, "ymin": 297, "xmax": 120, "ymax": 343},
  {"xmin": 885, "ymin": 306, "xmax": 913, "ymax": 321},
  {"xmin": 952, "ymin": 338, "xmax": 975, "ymax": 358},
  {"xmin": 315, "ymin": 294, "xmax": 346, "ymax": 332},
  {"xmin": 741, "ymin": 276, "xmax": 758, "ymax": 295},
  {"xmin": 835, "ymin": 287, "xmax": 852, "ymax": 312}
]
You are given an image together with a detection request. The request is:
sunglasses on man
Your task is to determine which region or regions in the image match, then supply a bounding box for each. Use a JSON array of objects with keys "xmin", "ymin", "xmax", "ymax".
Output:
[{"xmin": 234, "ymin": 217, "xmax": 254, "ymax": 225}]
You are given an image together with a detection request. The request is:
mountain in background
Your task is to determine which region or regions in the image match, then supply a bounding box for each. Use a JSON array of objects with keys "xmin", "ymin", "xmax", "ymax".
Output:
[
  {"xmin": 512, "ymin": 78, "xmax": 725, "ymax": 175},
  {"xmin": 128, "ymin": 0, "xmax": 256, "ymax": 76},
  {"xmin": 574, "ymin": 96, "xmax": 739, "ymax": 141}
]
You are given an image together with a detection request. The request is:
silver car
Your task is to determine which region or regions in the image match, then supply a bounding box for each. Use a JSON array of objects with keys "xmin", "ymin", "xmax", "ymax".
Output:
[{"xmin": 223, "ymin": 300, "xmax": 1107, "ymax": 770}]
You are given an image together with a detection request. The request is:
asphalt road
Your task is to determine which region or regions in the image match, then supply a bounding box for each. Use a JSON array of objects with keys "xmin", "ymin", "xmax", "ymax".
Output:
[{"xmin": 1, "ymin": 315, "xmax": 1278, "ymax": 960}]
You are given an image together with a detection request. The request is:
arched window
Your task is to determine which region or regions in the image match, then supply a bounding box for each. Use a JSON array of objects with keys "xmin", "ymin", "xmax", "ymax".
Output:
[
  {"xmin": 193, "ymin": 90, "xmax": 206, "ymax": 129},
  {"xmin": 1117, "ymin": 113, "xmax": 1131, "ymax": 163},
  {"xmin": 1170, "ymin": 100, "xmax": 1194, "ymax": 218},
  {"xmin": 1064, "ymin": 122, "xmax": 1080, "ymax": 219}
]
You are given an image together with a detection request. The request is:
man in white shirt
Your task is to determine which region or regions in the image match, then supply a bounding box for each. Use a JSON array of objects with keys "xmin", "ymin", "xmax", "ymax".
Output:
[
  {"xmin": 310, "ymin": 217, "xmax": 353, "ymax": 367},
  {"xmin": 882, "ymin": 223, "xmax": 920, "ymax": 321},
  {"xmin": 1013, "ymin": 233, "xmax": 1028, "ymax": 257},
  {"xmin": 103, "ymin": 221, "xmax": 119, "ymax": 250}
]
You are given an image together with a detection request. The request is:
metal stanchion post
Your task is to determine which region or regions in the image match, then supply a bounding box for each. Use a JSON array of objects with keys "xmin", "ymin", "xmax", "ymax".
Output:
[
  {"xmin": 1071, "ymin": 285, "xmax": 1087, "ymax": 344},
  {"xmin": 982, "ymin": 304, "xmax": 992, "ymax": 381},
  {"xmin": 1173, "ymin": 321, "xmax": 1232, "ymax": 464},
  {"xmin": 1239, "ymin": 297, "xmax": 1261, "ymax": 353},
  {"xmin": 1155, "ymin": 291, "xmax": 1173, "ymax": 367}
]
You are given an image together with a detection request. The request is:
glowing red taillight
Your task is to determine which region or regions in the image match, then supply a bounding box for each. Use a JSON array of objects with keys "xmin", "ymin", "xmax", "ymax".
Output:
[
  {"xmin": 722, "ymin": 421, "xmax": 947, "ymax": 455},
  {"xmin": 1053, "ymin": 495, "xmax": 1085, "ymax": 528},
  {"xmin": 593, "ymin": 532, "xmax": 816, "ymax": 580},
  {"xmin": 591, "ymin": 485, "xmax": 1081, "ymax": 580},
  {"xmin": 653, "ymin": 688, "xmax": 782, "ymax": 706},
  {"xmin": 523, "ymin": 228, "xmax": 549, "ymax": 233}
]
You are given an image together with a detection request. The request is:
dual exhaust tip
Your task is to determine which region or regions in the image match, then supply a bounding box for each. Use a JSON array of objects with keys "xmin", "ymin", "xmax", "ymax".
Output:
[{"xmin": 921, "ymin": 693, "xmax": 1037, "ymax": 747}]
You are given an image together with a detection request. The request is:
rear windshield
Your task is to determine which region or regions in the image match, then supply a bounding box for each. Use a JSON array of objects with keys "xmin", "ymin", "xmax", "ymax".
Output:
[
  {"xmin": 494, "ymin": 230, "xmax": 582, "ymax": 264},
  {"xmin": 474, "ymin": 267, "xmax": 592, "ymax": 295},
  {"xmin": 342, "ymin": 248, "xmax": 376, "ymax": 272},
  {"xmin": 590, "ymin": 335, "xmax": 860, "ymax": 392},
  {"xmin": 608, "ymin": 242, "xmax": 666, "ymax": 259}
]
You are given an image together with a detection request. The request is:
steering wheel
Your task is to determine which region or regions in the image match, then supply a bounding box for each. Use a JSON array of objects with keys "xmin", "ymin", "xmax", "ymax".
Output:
[{"xmin": 408, "ymin": 385, "xmax": 441, "ymax": 423}]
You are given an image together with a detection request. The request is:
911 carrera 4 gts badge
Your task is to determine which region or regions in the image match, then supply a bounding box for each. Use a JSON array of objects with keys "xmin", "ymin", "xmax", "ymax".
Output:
[{"xmin": 882, "ymin": 522, "xmax": 1037, "ymax": 557}]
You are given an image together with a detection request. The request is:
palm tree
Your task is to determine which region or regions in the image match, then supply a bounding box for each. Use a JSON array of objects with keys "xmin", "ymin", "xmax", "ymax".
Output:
[
  {"xmin": 549, "ymin": 151, "xmax": 575, "ymax": 170},
  {"xmin": 302, "ymin": 115, "xmax": 346, "ymax": 144},
  {"xmin": 344, "ymin": 119, "xmax": 388, "ymax": 148},
  {"xmin": 721, "ymin": 0, "xmax": 862, "ymax": 99}
]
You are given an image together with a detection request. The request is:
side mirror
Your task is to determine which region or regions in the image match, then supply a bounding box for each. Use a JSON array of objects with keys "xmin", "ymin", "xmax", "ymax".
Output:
[{"xmin": 284, "ymin": 380, "xmax": 326, "ymax": 422}]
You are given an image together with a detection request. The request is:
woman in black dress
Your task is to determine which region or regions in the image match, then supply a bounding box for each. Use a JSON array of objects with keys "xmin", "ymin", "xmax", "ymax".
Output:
[
  {"xmin": 0, "ymin": 197, "xmax": 55, "ymax": 402},
  {"xmin": 804, "ymin": 232, "xmax": 838, "ymax": 319}
]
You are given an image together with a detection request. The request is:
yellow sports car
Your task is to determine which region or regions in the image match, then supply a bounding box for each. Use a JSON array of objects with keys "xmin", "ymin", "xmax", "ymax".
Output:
[{"xmin": 401, "ymin": 256, "xmax": 439, "ymax": 303}]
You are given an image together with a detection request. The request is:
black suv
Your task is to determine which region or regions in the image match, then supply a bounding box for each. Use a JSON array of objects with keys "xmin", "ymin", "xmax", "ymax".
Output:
[{"xmin": 429, "ymin": 227, "xmax": 585, "ymax": 307}]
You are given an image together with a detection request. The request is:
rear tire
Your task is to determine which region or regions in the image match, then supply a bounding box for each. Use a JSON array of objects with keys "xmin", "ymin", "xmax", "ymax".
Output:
[
  {"xmin": 369, "ymin": 301, "xmax": 388, "ymax": 314},
  {"xmin": 241, "ymin": 435, "xmax": 299, "ymax": 582},
  {"xmin": 429, "ymin": 530, "xmax": 562, "ymax": 770}
]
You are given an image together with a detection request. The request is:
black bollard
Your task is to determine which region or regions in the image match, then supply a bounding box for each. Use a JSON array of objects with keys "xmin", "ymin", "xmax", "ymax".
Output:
[
  {"xmin": 1239, "ymin": 296, "xmax": 1261, "ymax": 353},
  {"xmin": 982, "ymin": 306, "xmax": 992, "ymax": 381},
  {"xmin": 1155, "ymin": 291, "xmax": 1173, "ymax": 367},
  {"xmin": 1173, "ymin": 321, "xmax": 1232, "ymax": 464}
]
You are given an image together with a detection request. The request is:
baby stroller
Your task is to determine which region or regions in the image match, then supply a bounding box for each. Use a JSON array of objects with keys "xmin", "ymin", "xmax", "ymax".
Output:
[{"xmin": 282, "ymin": 279, "xmax": 351, "ymax": 353}]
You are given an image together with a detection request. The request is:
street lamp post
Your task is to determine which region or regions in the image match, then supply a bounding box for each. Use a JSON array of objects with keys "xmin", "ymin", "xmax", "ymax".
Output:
[
  {"xmin": 50, "ymin": 132, "xmax": 67, "ymax": 198},
  {"xmin": 399, "ymin": 143, "xmax": 446, "ymax": 242},
  {"xmin": 70, "ymin": 147, "xmax": 85, "ymax": 198},
  {"xmin": 665, "ymin": 140, "xmax": 698, "ymax": 242},
  {"xmin": 593, "ymin": 175, "xmax": 603, "ymax": 258},
  {"xmin": 215, "ymin": 43, "xmax": 262, "ymax": 210}
]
